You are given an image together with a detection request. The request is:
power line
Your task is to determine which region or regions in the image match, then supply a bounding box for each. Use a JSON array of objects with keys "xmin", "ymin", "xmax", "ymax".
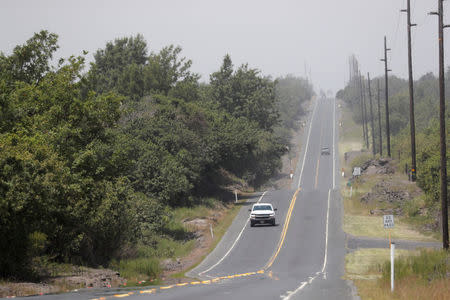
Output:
[
  {"xmin": 367, "ymin": 73, "xmax": 376, "ymax": 156},
  {"xmin": 380, "ymin": 36, "xmax": 392, "ymax": 157},
  {"xmin": 377, "ymin": 79, "xmax": 383, "ymax": 156},
  {"xmin": 401, "ymin": 0, "xmax": 417, "ymax": 181},
  {"xmin": 429, "ymin": 0, "xmax": 449, "ymax": 250},
  {"xmin": 358, "ymin": 71, "xmax": 367, "ymax": 147}
]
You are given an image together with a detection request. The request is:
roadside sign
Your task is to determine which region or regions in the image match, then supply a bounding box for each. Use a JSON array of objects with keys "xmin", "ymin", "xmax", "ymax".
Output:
[
  {"xmin": 353, "ymin": 167, "xmax": 361, "ymax": 176},
  {"xmin": 383, "ymin": 215, "xmax": 394, "ymax": 229}
]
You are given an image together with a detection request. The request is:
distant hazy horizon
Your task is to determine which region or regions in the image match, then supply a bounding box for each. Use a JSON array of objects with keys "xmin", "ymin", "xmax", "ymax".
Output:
[{"xmin": 0, "ymin": 0, "xmax": 446, "ymax": 93}]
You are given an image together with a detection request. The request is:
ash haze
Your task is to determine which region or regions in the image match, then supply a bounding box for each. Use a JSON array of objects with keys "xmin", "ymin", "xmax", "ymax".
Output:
[{"xmin": 0, "ymin": 0, "xmax": 448, "ymax": 93}]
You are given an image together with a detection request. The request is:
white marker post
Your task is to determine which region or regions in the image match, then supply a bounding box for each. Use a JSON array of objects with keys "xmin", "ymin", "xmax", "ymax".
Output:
[
  {"xmin": 234, "ymin": 190, "xmax": 238, "ymax": 203},
  {"xmin": 383, "ymin": 215, "xmax": 395, "ymax": 292},
  {"xmin": 391, "ymin": 243, "xmax": 395, "ymax": 292}
]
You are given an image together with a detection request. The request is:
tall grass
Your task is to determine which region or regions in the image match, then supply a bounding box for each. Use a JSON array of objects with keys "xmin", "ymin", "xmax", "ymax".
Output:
[
  {"xmin": 354, "ymin": 249, "xmax": 450, "ymax": 300},
  {"xmin": 381, "ymin": 249, "xmax": 449, "ymax": 282},
  {"xmin": 112, "ymin": 258, "xmax": 161, "ymax": 280},
  {"xmin": 355, "ymin": 276, "xmax": 450, "ymax": 300},
  {"xmin": 136, "ymin": 239, "xmax": 196, "ymax": 259},
  {"xmin": 111, "ymin": 198, "xmax": 229, "ymax": 283}
]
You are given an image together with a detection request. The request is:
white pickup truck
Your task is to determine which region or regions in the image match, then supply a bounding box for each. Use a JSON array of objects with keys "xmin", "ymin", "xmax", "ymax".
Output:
[{"xmin": 249, "ymin": 203, "xmax": 277, "ymax": 227}]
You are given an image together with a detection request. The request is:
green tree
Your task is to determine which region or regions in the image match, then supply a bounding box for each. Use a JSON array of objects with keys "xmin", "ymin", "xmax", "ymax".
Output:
[
  {"xmin": 210, "ymin": 55, "xmax": 279, "ymax": 131},
  {"xmin": 147, "ymin": 45, "xmax": 198, "ymax": 96},
  {"xmin": 0, "ymin": 30, "xmax": 58, "ymax": 85},
  {"xmin": 87, "ymin": 34, "xmax": 148, "ymax": 98}
]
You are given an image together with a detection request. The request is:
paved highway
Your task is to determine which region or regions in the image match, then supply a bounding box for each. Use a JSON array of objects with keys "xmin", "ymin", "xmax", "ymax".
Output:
[{"xmin": 26, "ymin": 98, "xmax": 357, "ymax": 299}]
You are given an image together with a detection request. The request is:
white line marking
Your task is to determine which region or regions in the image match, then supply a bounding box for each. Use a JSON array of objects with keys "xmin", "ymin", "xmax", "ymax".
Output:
[
  {"xmin": 333, "ymin": 98, "xmax": 336, "ymax": 189},
  {"xmin": 281, "ymin": 189, "xmax": 332, "ymax": 299},
  {"xmin": 284, "ymin": 282, "xmax": 308, "ymax": 300},
  {"xmin": 321, "ymin": 189, "xmax": 331, "ymax": 275},
  {"xmin": 198, "ymin": 191, "xmax": 267, "ymax": 277},
  {"xmin": 297, "ymin": 99, "xmax": 318, "ymax": 189},
  {"xmin": 281, "ymin": 100, "xmax": 334, "ymax": 299}
]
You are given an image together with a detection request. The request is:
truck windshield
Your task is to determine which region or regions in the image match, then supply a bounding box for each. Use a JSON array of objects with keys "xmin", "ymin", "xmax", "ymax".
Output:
[{"xmin": 253, "ymin": 205, "xmax": 272, "ymax": 211}]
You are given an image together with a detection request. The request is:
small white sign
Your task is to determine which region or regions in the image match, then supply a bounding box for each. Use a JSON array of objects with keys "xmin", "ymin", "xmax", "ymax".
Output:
[
  {"xmin": 353, "ymin": 167, "xmax": 361, "ymax": 176},
  {"xmin": 384, "ymin": 215, "xmax": 394, "ymax": 229}
]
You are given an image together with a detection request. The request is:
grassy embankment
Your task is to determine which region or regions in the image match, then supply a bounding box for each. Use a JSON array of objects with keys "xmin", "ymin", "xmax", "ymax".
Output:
[
  {"xmin": 0, "ymin": 197, "xmax": 244, "ymax": 297},
  {"xmin": 169, "ymin": 198, "xmax": 245, "ymax": 280},
  {"xmin": 338, "ymin": 102, "xmax": 448, "ymax": 299},
  {"xmin": 114, "ymin": 196, "xmax": 244, "ymax": 285}
]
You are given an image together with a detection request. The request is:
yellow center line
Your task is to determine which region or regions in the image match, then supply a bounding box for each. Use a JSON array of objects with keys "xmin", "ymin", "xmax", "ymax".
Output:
[
  {"xmin": 264, "ymin": 188, "xmax": 300, "ymax": 269},
  {"xmin": 315, "ymin": 122, "xmax": 325, "ymax": 189},
  {"xmin": 176, "ymin": 283, "xmax": 189, "ymax": 287},
  {"xmin": 160, "ymin": 285, "xmax": 174, "ymax": 290},
  {"xmin": 105, "ymin": 111, "xmax": 329, "ymax": 296},
  {"xmin": 124, "ymin": 146, "xmax": 320, "ymax": 293},
  {"xmin": 314, "ymin": 157, "xmax": 321, "ymax": 188},
  {"xmin": 112, "ymin": 269, "xmax": 266, "ymax": 296}
]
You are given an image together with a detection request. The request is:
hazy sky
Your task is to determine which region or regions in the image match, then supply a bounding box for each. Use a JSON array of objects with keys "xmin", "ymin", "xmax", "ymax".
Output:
[{"xmin": 0, "ymin": 0, "xmax": 448, "ymax": 92}]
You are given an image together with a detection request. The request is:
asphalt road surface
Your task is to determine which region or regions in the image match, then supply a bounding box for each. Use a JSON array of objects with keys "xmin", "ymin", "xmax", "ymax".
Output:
[{"xmin": 25, "ymin": 98, "xmax": 358, "ymax": 299}]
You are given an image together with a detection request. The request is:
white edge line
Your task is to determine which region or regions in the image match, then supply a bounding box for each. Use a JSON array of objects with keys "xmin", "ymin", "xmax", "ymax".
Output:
[
  {"xmin": 282, "ymin": 100, "xmax": 334, "ymax": 299},
  {"xmin": 321, "ymin": 189, "xmax": 331, "ymax": 274},
  {"xmin": 198, "ymin": 191, "xmax": 267, "ymax": 277},
  {"xmin": 333, "ymin": 99, "xmax": 336, "ymax": 189},
  {"xmin": 297, "ymin": 99, "xmax": 318, "ymax": 189},
  {"xmin": 284, "ymin": 282, "xmax": 308, "ymax": 300},
  {"xmin": 283, "ymin": 189, "xmax": 331, "ymax": 300}
]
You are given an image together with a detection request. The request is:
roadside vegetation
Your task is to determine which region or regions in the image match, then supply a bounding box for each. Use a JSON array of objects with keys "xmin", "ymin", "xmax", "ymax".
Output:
[
  {"xmin": 337, "ymin": 69, "xmax": 450, "ymax": 221},
  {"xmin": 338, "ymin": 103, "xmax": 448, "ymax": 299},
  {"xmin": 337, "ymin": 55, "xmax": 450, "ymax": 299},
  {"xmin": 337, "ymin": 59, "xmax": 449, "ymax": 299},
  {"xmin": 347, "ymin": 248, "xmax": 449, "ymax": 300},
  {"xmin": 339, "ymin": 105, "xmax": 438, "ymax": 241},
  {"xmin": 0, "ymin": 30, "xmax": 313, "ymax": 294}
]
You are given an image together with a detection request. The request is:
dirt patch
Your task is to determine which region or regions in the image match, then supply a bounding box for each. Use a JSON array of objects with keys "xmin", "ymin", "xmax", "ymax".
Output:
[
  {"xmin": 159, "ymin": 208, "xmax": 228, "ymax": 284},
  {"xmin": 357, "ymin": 165, "xmax": 425, "ymax": 219},
  {"xmin": 347, "ymin": 158, "xmax": 421, "ymax": 217},
  {"xmin": 361, "ymin": 177, "xmax": 422, "ymax": 217},
  {"xmin": 362, "ymin": 178, "xmax": 419, "ymax": 210},
  {"xmin": 0, "ymin": 268, "xmax": 125, "ymax": 298},
  {"xmin": 0, "ymin": 282, "xmax": 61, "ymax": 298},
  {"xmin": 360, "ymin": 158, "xmax": 396, "ymax": 175}
]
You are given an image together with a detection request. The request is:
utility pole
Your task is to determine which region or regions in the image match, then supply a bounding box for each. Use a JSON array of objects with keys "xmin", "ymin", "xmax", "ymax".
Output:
[
  {"xmin": 358, "ymin": 72, "xmax": 367, "ymax": 145},
  {"xmin": 380, "ymin": 36, "xmax": 392, "ymax": 157},
  {"xmin": 362, "ymin": 74, "xmax": 369, "ymax": 149},
  {"xmin": 377, "ymin": 79, "xmax": 383, "ymax": 156},
  {"xmin": 350, "ymin": 57, "xmax": 354, "ymax": 82},
  {"xmin": 402, "ymin": 0, "xmax": 417, "ymax": 181},
  {"xmin": 430, "ymin": 0, "xmax": 449, "ymax": 250},
  {"xmin": 368, "ymin": 73, "xmax": 376, "ymax": 156}
]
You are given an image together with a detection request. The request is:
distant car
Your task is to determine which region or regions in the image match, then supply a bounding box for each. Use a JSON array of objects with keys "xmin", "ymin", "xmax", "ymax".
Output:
[
  {"xmin": 321, "ymin": 146, "xmax": 330, "ymax": 155},
  {"xmin": 249, "ymin": 203, "xmax": 277, "ymax": 227}
]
